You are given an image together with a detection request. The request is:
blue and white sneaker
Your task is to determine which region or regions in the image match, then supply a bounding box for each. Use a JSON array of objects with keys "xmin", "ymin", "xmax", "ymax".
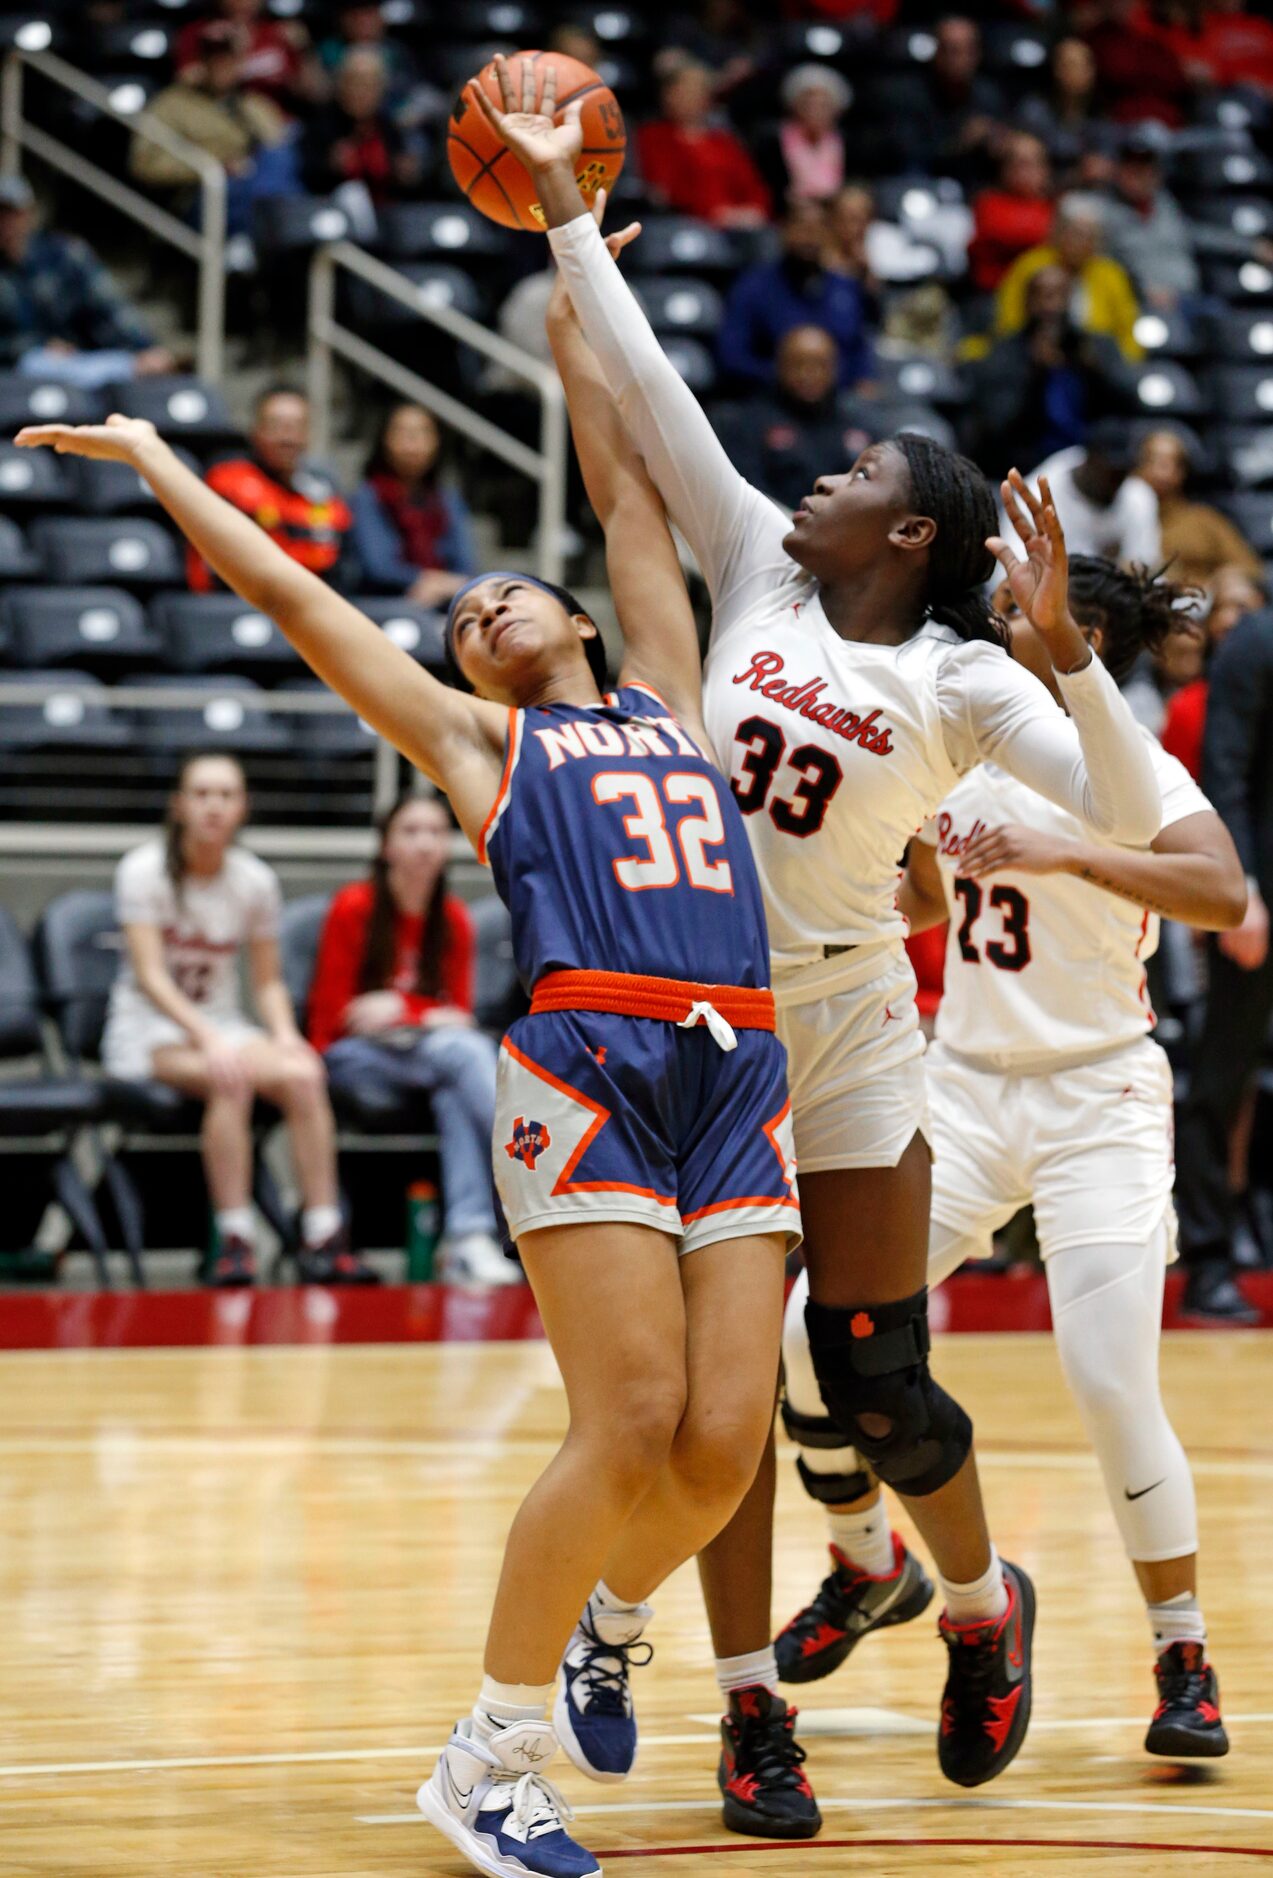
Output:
[
  {"xmin": 417, "ymin": 1717, "xmax": 599, "ymax": 1878},
  {"xmin": 554, "ymin": 1597, "xmax": 653, "ymax": 1783}
]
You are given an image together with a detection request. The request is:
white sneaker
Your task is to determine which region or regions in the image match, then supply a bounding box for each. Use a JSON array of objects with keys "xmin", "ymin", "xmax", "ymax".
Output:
[
  {"xmin": 417, "ymin": 1717, "xmax": 600, "ymax": 1877},
  {"xmin": 439, "ymin": 1232, "xmax": 523, "ymax": 1287}
]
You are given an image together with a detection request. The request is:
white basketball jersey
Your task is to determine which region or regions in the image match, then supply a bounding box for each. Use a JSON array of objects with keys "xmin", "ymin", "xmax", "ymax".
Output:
[
  {"xmin": 927, "ymin": 736, "xmax": 1210, "ymax": 1069},
  {"xmin": 703, "ymin": 593, "xmax": 963, "ymax": 968}
]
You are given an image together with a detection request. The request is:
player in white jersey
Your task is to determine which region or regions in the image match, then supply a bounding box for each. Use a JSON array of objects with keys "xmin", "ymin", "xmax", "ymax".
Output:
[
  {"xmin": 780, "ymin": 557, "xmax": 1244, "ymax": 1759},
  {"xmin": 478, "ymin": 68, "xmax": 1162, "ymax": 1827},
  {"xmin": 102, "ymin": 751, "xmax": 361, "ymax": 1286}
]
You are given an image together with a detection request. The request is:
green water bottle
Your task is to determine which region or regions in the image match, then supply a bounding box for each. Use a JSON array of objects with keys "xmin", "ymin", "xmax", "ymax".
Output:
[{"xmin": 405, "ymin": 1179, "xmax": 441, "ymax": 1281}]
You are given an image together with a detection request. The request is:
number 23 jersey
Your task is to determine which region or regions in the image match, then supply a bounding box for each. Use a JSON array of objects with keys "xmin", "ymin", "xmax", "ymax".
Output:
[
  {"xmin": 480, "ymin": 682, "xmax": 772, "ymax": 991},
  {"xmin": 923, "ymin": 734, "xmax": 1209, "ymax": 1069}
]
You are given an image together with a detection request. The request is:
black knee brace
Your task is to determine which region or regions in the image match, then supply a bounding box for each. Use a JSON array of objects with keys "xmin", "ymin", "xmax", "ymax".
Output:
[
  {"xmin": 804, "ymin": 1287, "xmax": 972, "ymax": 1497},
  {"xmin": 780, "ymin": 1398, "xmax": 872, "ymax": 1505}
]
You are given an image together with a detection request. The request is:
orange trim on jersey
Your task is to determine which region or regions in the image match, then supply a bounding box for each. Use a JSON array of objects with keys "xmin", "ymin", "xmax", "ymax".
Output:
[
  {"xmin": 531, "ymin": 970, "xmax": 776, "ymax": 1031},
  {"xmin": 477, "ymin": 708, "xmax": 523, "ymax": 867},
  {"xmin": 500, "ymin": 1033, "xmax": 675, "ymax": 1206},
  {"xmin": 762, "ymin": 1098, "xmax": 799, "ymax": 1198},
  {"xmin": 623, "ymin": 678, "xmax": 675, "ymax": 713},
  {"xmin": 681, "ymin": 1193, "xmax": 801, "ymax": 1222}
]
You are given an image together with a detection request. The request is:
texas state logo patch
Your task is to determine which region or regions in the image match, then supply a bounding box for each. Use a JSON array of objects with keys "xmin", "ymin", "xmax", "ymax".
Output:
[{"xmin": 505, "ymin": 1116, "xmax": 552, "ymax": 1171}]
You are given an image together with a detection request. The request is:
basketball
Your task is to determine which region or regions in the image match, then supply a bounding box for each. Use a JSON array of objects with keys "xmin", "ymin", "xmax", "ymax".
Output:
[{"xmin": 448, "ymin": 50, "xmax": 626, "ymax": 233}]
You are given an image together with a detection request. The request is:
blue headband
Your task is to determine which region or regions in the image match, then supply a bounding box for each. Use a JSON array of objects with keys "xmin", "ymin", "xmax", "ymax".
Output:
[{"xmin": 445, "ymin": 571, "xmax": 592, "ymax": 639}]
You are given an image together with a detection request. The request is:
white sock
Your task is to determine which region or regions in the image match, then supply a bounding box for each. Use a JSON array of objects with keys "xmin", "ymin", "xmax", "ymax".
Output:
[
  {"xmin": 715, "ymin": 1645, "xmax": 779, "ymax": 1701},
  {"xmin": 301, "ymin": 1204, "xmax": 342, "ymax": 1247},
  {"xmin": 940, "ymin": 1545, "xmax": 1009, "ymax": 1625},
  {"xmin": 471, "ymin": 1675, "xmax": 555, "ymax": 1742},
  {"xmin": 587, "ymin": 1579, "xmax": 652, "ymax": 1644},
  {"xmin": 1148, "ymin": 1590, "xmax": 1206, "ymax": 1656},
  {"xmin": 828, "ymin": 1497, "xmax": 894, "ymax": 1576},
  {"xmin": 215, "ymin": 1206, "xmax": 255, "ymax": 1243}
]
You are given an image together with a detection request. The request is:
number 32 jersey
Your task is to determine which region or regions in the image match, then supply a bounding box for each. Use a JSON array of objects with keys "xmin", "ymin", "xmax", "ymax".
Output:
[
  {"xmin": 923, "ymin": 733, "xmax": 1209, "ymax": 1070},
  {"xmin": 480, "ymin": 682, "xmax": 772, "ymax": 992}
]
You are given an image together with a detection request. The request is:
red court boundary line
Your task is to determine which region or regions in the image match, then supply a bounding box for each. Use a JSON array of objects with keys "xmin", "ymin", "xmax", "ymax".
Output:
[{"xmin": 604, "ymin": 1838, "xmax": 1273, "ymax": 1861}]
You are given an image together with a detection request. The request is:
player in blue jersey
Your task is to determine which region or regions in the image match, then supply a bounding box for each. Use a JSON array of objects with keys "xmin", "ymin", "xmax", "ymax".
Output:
[{"xmin": 20, "ymin": 363, "xmax": 798, "ymax": 1878}]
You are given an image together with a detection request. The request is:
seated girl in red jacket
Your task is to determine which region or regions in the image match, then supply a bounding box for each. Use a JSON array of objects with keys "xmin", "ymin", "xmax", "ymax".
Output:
[{"xmin": 308, "ymin": 793, "xmax": 517, "ymax": 1286}]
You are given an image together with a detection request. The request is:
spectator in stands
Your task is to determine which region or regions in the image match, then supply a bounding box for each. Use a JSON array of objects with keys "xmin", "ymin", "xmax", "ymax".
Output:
[
  {"xmin": 1010, "ymin": 421, "xmax": 1161, "ymax": 567},
  {"xmin": 1015, "ymin": 37, "xmax": 1115, "ymax": 181},
  {"xmin": 1135, "ymin": 429, "xmax": 1264, "ymax": 590},
  {"xmin": 176, "ymin": 0, "xmax": 314, "ymax": 115},
  {"xmin": 868, "ymin": 16, "xmax": 1006, "ymax": 188},
  {"xmin": 1082, "ymin": 0, "xmax": 1192, "ymax": 127},
  {"xmin": 352, "ymin": 403, "xmax": 476, "ymax": 606},
  {"xmin": 968, "ymin": 132, "xmax": 1055, "ymax": 294},
  {"xmin": 718, "ymin": 197, "xmax": 872, "ymax": 390},
  {"xmin": 302, "ymin": 48, "xmax": 424, "ymax": 209},
  {"xmin": 965, "ymin": 265, "xmax": 1131, "ymax": 479},
  {"xmin": 317, "ymin": 1, "xmax": 419, "ymax": 102},
  {"xmin": 1100, "ymin": 129, "xmax": 1273, "ymax": 311},
  {"xmin": 1161, "ymin": 565, "xmax": 1268, "ymax": 781},
  {"xmin": 0, "ymin": 177, "xmax": 175, "ymax": 385},
  {"xmin": 102, "ymin": 751, "xmax": 366, "ymax": 1289},
  {"xmin": 995, "ymin": 193, "xmax": 1141, "ymax": 360},
  {"xmin": 637, "ymin": 58, "xmax": 771, "ymax": 228},
  {"xmin": 827, "ymin": 182, "xmax": 938, "ymax": 295},
  {"xmin": 1175, "ymin": 588, "xmax": 1273, "ymax": 1322},
  {"xmin": 132, "ymin": 23, "xmax": 301, "ymax": 239},
  {"xmin": 308, "ymin": 793, "xmax": 514, "ymax": 1288},
  {"xmin": 1150, "ymin": 0, "xmax": 1273, "ymax": 94},
  {"xmin": 757, "ymin": 65, "xmax": 853, "ymax": 206},
  {"xmin": 715, "ymin": 324, "xmax": 872, "ymax": 512},
  {"xmin": 189, "ymin": 387, "xmax": 352, "ymax": 593}
]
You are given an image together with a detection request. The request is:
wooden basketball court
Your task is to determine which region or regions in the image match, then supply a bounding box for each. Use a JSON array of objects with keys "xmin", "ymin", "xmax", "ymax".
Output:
[{"xmin": 3, "ymin": 1329, "xmax": 1271, "ymax": 1874}]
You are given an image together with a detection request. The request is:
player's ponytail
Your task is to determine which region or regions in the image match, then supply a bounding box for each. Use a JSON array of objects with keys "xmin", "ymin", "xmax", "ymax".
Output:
[
  {"xmin": 894, "ymin": 432, "xmax": 1007, "ymax": 650},
  {"xmin": 1067, "ymin": 556, "xmax": 1201, "ymax": 685}
]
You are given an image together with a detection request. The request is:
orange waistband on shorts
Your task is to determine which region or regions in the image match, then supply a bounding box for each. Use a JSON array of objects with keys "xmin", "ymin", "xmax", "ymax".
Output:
[{"xmin": 530, "ymin": 969, "xmax": 776, "ymax": 1032}]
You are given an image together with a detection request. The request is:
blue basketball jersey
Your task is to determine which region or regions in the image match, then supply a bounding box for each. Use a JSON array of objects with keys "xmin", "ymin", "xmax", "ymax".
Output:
[{"xmin": 480, "ymin": 683, "xmax": 771, "ymax": 990}]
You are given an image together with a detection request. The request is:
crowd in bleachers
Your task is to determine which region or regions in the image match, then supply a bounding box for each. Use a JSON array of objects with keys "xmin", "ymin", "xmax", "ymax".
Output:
[{"xmin": 1, "ymin": 0, "xmax": 1272, "ymax": 1308}]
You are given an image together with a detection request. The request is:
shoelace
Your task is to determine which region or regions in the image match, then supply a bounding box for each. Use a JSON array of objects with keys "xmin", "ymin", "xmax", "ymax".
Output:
[
  {"xmin": 943, "ymin": 1628, "xmax": 1000, "ymax": 1714},
  {"xmin": 502, "ymin": 1768, "xmax": 576, "ymax": 1841},
  {"xmin": 1157, "ymin": 1657, "xmax": 1209, "ymax": 1708},
  {"xmin": 574, "ymin": 1629, "xmax": 654, "ymax": 1715},
  {"xmin": 737, "ymin": 1711, "xmax": 809, "ymax": 1790}
]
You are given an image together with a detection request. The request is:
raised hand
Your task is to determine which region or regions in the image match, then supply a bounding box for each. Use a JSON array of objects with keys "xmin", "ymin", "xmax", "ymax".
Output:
[
  {"xmin": 467, "ymin": 53, "xmax": 583, "ymax": 175},
  {"xmin": 15, "ymin": 413, "xmax": 157, "ymax": 463},
  {"xmin": 986, "ymin": 470, "xmax": 1073, "ymax": 636},
  {"xmin": 547, "ymin": 188, "xmax": 641, "ymax": 329}
]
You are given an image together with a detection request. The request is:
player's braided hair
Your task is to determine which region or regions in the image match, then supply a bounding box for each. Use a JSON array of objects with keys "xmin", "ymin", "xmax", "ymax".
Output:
[
  {"xmin": 893, "ymin": 432, "xmax": 1007, "ymax": 650},
  {"xmin": 1066, "ymin": 556, "xmax": 1201, "ymax": 685}
]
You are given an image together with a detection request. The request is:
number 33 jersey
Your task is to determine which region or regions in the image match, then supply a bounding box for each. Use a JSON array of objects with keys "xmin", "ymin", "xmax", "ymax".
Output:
[
  {"xmin": 923, "ymin": 734, "xmax": 1209, "ymax": 1070},
  {"xmin": 480, "ymin": 683, "xmax": 772, "ymax": 992}
]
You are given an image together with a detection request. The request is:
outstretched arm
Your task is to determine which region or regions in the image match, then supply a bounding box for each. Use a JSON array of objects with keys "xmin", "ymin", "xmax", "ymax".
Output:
[
  {"xmin": 546, "ymin": 200, "xmax": 707, "ymax": 730},
  {"xmin": 16, "ymin": 419, "xmax": 506, "ymax": 846},
  {"xmin": 954, "ymin": 472, "xmax": 1162, "ymax": 845},
  {"xmin": 958, "ymin": 811, "xmax": 1247, "ymax": 930},
  {"xmin": 470, "ymin": 57, "xmax": 790, "ymax": 630}
]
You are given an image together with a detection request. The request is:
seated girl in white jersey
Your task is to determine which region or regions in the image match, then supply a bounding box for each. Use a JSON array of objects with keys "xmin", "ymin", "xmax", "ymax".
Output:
[
  {"xmin": 102, "ymin": 749, "xmax": 365, "ymax": 1286},
  {"xmin": 474, "ymin": 60, "xmax": 1162, "ymax": 1834},
  {"xmin": 782, "ymin": 555, "xmax": 1244, "ymax": 1759},
  {"xmin": 16, "ymin": 308, "xmax": 797, "ymax": 1878}
]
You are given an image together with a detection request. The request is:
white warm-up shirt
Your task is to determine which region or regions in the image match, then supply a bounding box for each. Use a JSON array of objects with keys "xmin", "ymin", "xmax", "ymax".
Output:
[
  {"xmin": 107, "ymin": 837, "xmax": 282, "ymax": 1035},
  {"xmin": 548, "ymin": 212, "xmax": 1162, "ymax": 972},
  {"xmin": 922, "ymin": 735, "xmax": 1210, "ymax": 1070},
  {"xmin": 1004, "ymin": 447, "xmax": 1162, "ymax": 569}
]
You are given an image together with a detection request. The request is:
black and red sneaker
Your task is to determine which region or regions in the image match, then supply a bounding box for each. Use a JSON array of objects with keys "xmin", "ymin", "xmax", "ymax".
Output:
[
  {"xmin": 297, "ymin": 1228, "xmax": 380, "ymax": 1286},
  {"xmin": 775, "ymin": 1534, "xmax": 934, "ymax": 1684},
  {"xmin": 718, "ymin": 1686, "xmax": 821, "ymax": 1840},
  {"xmin": 937, "ymin": 1558, "xmax": 1035, "ymax": 1787},
  {"xmin": 205, "ymin": 1234, "xmax": 256, "ymax": 1288},
  {"xmin": 1146, "ymin": 1642, "xmax": 1230, "ymax": 1758}
]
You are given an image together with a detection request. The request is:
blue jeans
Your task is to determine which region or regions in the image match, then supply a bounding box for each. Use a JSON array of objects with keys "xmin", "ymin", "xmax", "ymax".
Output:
[{"xmin": 324, "ymin": 1025, "xmax": 498, "ymax": 1238}]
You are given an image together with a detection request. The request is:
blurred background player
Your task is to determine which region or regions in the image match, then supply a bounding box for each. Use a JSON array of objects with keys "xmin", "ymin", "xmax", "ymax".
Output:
[{"xmin": 780, "ymin": 556, "xmax": 1244, "ymax": 1758}]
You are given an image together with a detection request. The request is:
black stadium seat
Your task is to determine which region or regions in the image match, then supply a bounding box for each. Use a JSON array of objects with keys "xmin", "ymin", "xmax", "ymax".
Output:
[
  {"xmin": 1186, "ymin": 194, "xmax": 1273, "ymax": 242},
  {"xmin": 0, "ymin": 441, "xmax": 74, "ymax": 507},
  {"xmin": 28, "ymin": 516, "xmax": 184, "ymax": 588},
  {"xmin": 110, "ymin": 375, "xmax": 236, "ymax": 444},
  {"xmin": 0, "ymin": 586, "xmax": 158, "ymax": 672},
  {"xmin": 377, "ymin": 201, "xmax": 515, "ymax": 264},
  {"xmin": 872, "ymin": 355, "xmax": 968, "ymax": 409},
  {"xmin": 1204, "ymin": 259, "xmax": 1273, "ymax": 305},
  {"xmin": 1220, "ymin": 493, "xmax": 1273, "ymax": 560},
  {"xmin": 341, "ymin": 262, "xmax": 488, "ymax": 331},
  {"xmin": 1128, "ymin": 362, "xmax": 1206, "ymax": 419},
  {"xmin": 0, "ymin": 669, "xmax": 132, "ymax": 752},
  {"xmin": 288, "ymin": 677, "xmax": 381, "ymax": 759},
  {"xmin": 1213, "ymin": 311, "xmax": 1273, "ymax": 366},
  {"xmin": 1132, "ymin": 308, "xmax": 1205, "ymax": 361},
  {"xmin": 1220, "ymin": 427, "xmax": 1273, "ymax": 489},
  {"xmin": 630, "ymin": 275, "xmax": 724, "ymax": 339},
  {"xmin": 71, "ymin": 447, "xmax": 201, "ymax": 516},
  {"xmin": 633, "ymin": 216, "xmax": 741, "ymax": 277},
  {"xmin": 1183, "ymin": 147, "xmax": 1273, "ymax": 194},
  {"xmin": 1212, "ymin": 365, "xmax": 1273, "ymax": 423},
  {"xmin": 0, "ymin": 513, "xmax": 41, "ymax": 579},
  {"xmin": 150, "ymin": 591, "xmax": 304, "ymax": 676},
  {"xmin": 253, "ymin": 194, "xmax": 355, "ymax": 256},
  {"xmin": 117, "ymin": 674, "xmax": 295, "ymax": 755},
  {"xmin": 660, "ymin": 336, "xmax": 717, "ymax": 397},
  {"xmin": 353, "ymin": 598, "xmax": 448, "ymax": 669},
  {"xmin": 0, "ymin": 374, "xmax": 105, "ymax": 431}
]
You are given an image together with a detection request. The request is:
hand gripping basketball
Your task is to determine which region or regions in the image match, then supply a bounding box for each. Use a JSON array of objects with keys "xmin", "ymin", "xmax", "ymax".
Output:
[{"xmin": 450, "ymin": 51, "xmax": 626, "ymax": 231}]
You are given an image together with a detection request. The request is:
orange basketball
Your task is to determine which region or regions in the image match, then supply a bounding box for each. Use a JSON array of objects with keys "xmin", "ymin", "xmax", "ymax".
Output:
[{"xmin": 448, "ymin": 50, "xmax": 626, "ymax": 233}]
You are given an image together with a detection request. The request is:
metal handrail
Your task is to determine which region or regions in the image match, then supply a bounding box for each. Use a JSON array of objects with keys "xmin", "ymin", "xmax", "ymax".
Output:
[
  {"xmin": 0, "ymin": 48, "xmax": 226, "ymax": 381},
  {"xmin": 308, "ymin": 240, "xmax": 568, "ymax": 585}
]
